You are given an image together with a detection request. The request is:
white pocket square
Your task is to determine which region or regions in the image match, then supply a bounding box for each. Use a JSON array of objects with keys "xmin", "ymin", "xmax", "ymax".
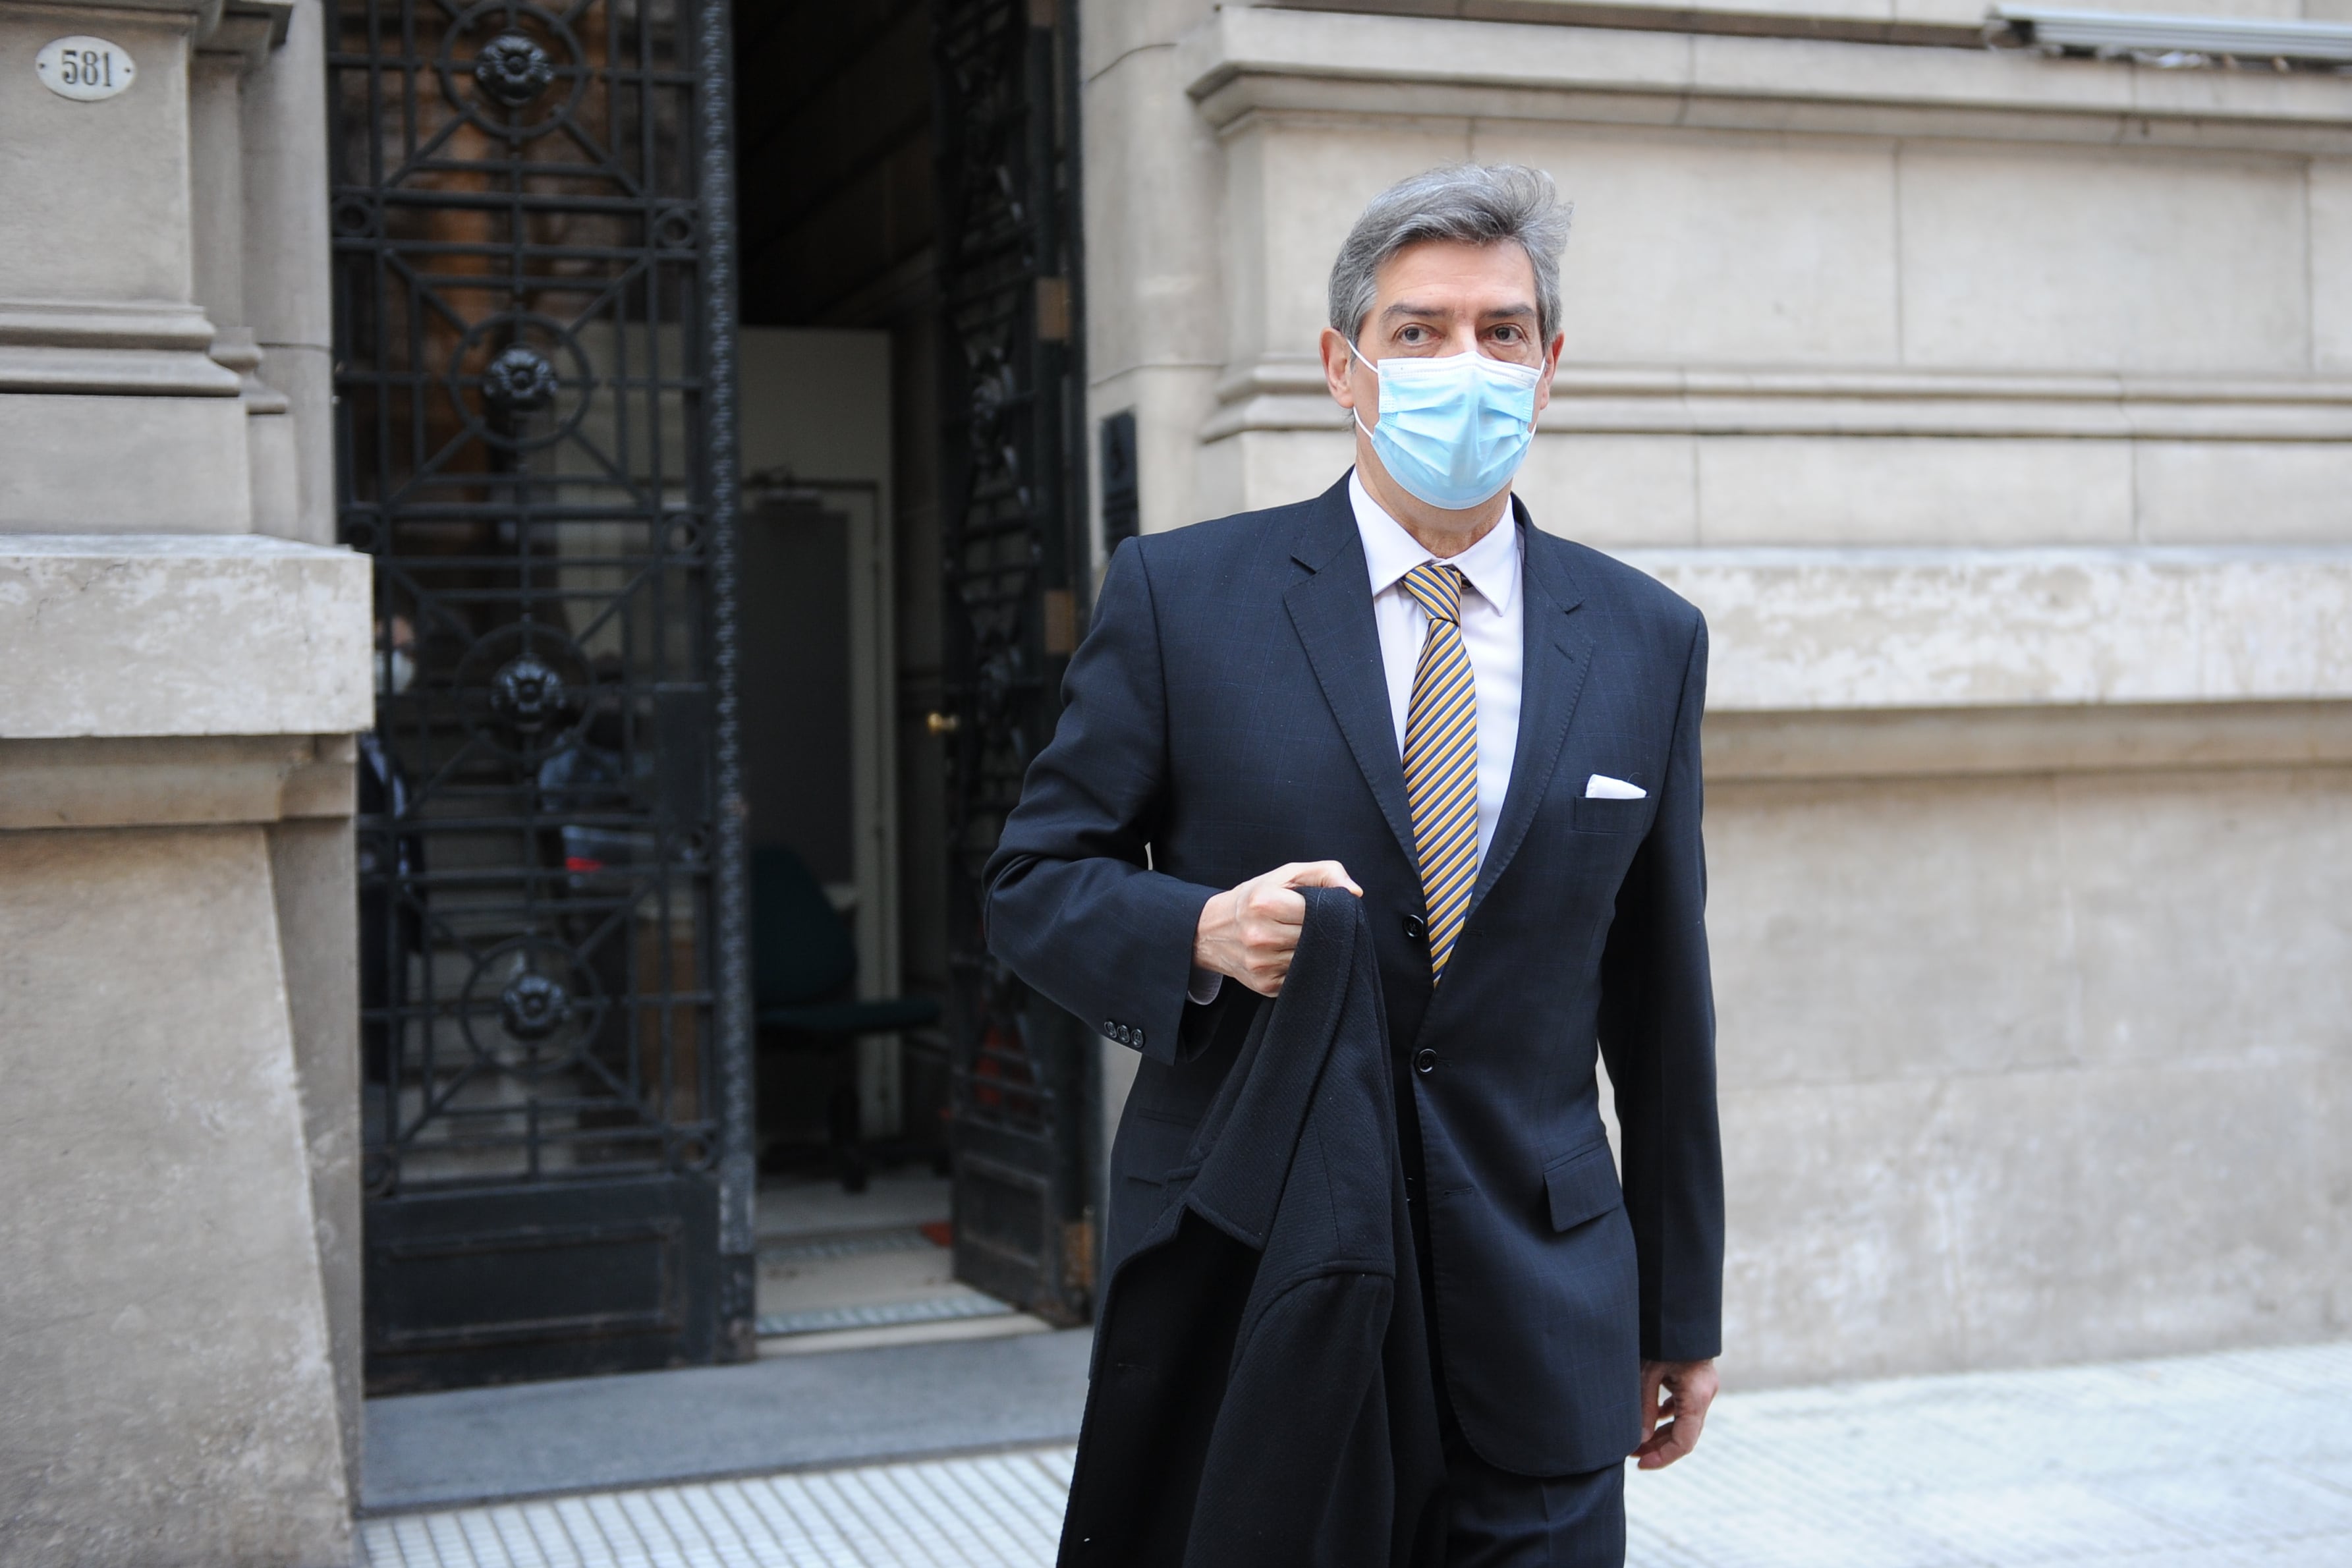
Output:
[{"xmin": 1585, "ymin": 773, "xmax": 1646, "ymax": 800}]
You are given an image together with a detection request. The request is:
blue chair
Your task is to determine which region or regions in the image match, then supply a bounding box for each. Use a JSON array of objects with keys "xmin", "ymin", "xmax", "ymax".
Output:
[{"xmin": 752, "ymin": 845, "xmax": 939, "ymax": 1191}]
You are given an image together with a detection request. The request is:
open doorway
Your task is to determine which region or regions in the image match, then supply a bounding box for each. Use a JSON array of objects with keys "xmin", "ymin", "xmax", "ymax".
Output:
[
  {"xmin": 731, "ymin": 0, "xmax": 1096, "ymax": 1353},
  {"xmin": 733, "ymin": 329, "xmax": 1003, "ymax": 1348},
  {"xmin": 339, "ymin": 0, "xmax": 1088, "ymax": 1400}
]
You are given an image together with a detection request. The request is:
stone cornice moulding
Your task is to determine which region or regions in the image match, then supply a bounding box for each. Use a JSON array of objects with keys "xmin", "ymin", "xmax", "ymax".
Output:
[
  {"xmin": 0, "ymin": 299, "xmax": 238, "ymax": 397},
  {"xmin": 196, "ymin": 0, "xmax": 294, "ymax": 63},
  {"xmin": 0, "ymin": 298, "xmax": 219, "ymax": 352},
  {"xmin": 1611, "ymin": 545, "xmax": 2352, "ymax": 711},
  {"xmin": 1245, "ymin": 0, "xmax": 1992, "ymax": 51},
  {"xmin": 1181, "ymin": 8, "xmax": 2352, "ymax": 154},
  {"xmin": 0, "ymin": 535, "xmax": 373, "ymax": 739},
  {"xmin": 3, "ymin": 0, "xmax": 221, "ymax": 29},
  {"xmin": 0, "ymin": 346, "xmax": 244, "ymax": 397},
  {"xmin": 1205, "ymin": 355, "xmax": 2352, "ymax": 441}
]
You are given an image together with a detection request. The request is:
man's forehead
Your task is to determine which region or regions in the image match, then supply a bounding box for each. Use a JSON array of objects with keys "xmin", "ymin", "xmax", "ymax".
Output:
[{"xmin": 1373, "ymin": 235, "xmax": 1536, "ymax": 287}]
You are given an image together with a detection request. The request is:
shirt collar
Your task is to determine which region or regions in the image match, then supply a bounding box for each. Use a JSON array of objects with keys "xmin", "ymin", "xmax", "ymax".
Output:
[{"xmin": 1348, "ymin": 468, "xmax": 1520, "ymax": 615}]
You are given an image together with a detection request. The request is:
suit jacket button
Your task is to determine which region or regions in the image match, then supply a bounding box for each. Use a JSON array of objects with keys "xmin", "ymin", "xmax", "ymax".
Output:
[
  {"xmin": 1103, "ymin": 1020, "xmax": 1117, "ymax": 1037},
  {"xmin": 1413, "ymin": 1048, "xmax": 1439, "ymax": 1075},
  {"xmin": 1132, "ymin": 1027, "xmax": 1146, "ymax": 1048},
  {"xmin": 1402, "ymin": 914, "xmax": 1426, "ymax": 942}
]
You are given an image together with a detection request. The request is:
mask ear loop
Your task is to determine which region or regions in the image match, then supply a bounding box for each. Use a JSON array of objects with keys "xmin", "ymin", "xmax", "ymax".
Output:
[
  {"xmin": 1345, "ymin": 338, "xmax": 1379, "ymax": 441},
  {"xmin": 1500, "ymin": 351, "xmax": 1543, "ymax": 436}
]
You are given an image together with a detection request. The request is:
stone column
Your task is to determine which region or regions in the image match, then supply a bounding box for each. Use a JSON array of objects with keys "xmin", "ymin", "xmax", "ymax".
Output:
[
  {"xmin": 0, "ymin": 0, "xmax": 368, "ymax": 1561},
  {"xmin": 236, "ymin": 0, "xmax": 337, "ymax": 546},
  {"xmin": 190, "ymin": 0, "xmax": 305, "ymax": 538}
]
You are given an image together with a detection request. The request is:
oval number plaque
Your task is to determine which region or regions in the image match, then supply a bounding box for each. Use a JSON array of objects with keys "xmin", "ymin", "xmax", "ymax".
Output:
[{"xmin": 36, "ymin": 36, "xmax": 136, "ymax": 101}]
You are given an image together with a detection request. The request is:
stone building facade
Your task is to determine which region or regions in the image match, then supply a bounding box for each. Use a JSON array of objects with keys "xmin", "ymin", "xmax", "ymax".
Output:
[
  {"xmin": 0, "ymin": 0, "xmax": 366, "ymax": 1561},
  {"xmin": 1084, "ymin": 0, "xmax": 2352, "ymax": 1386},
  {"xmin": 0, "ymin": 0, "xmax": 2346, "ymax": 1560}
]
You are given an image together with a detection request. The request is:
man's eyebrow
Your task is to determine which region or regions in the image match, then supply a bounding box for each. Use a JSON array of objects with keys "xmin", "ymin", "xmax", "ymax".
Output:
[{"xmin": 1377, "ymin": 300, "xmax": 1538, "ymax": 322}]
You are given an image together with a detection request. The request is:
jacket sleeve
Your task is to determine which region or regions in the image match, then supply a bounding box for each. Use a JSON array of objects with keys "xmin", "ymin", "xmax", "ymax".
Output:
[
  {"xmin": 983, "ymin": 538, "xmax": 1221, "ymax": 1067},
  {"xmin": 1596, "ymin": 611, "xmax": 1725, "ymax": 1364}
]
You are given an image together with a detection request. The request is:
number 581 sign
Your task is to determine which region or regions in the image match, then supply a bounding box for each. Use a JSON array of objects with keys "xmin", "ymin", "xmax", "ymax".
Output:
[{"xmin": 36, "ymin": 36, "xmax": 136, "ymax": 101}]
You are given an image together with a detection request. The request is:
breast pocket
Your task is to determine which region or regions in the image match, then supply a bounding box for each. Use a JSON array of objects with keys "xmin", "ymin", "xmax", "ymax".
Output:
[{"xmin": 1569, "ymin": 793, "xmax": 1652, "ymax": 835}]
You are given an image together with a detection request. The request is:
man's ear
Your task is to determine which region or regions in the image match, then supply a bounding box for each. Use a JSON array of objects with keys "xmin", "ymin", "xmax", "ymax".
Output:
[
  {"xmin": 1533, "ymin": 331, "xmax": 1565, "ymax": 416},
  {"xmin": 1320, "ymin": 326, "xmax": 1360, "ymax": 412}
]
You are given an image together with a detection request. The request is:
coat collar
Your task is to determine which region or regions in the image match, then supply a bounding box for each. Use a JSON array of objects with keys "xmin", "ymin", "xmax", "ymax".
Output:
[{"xmin": 1285, "ymin": 477, "xmax": 1421, "ymax": 872}]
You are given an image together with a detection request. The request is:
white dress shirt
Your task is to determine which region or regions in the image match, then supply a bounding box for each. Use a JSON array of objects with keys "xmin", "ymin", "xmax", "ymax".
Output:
[
  {"xmin": 1185, "ymin": 474, "xmax": 1525, "ymax": 1009},
  {"xmin": 1351, "ymin": 469, "xmax": 1523, "ymax": 870}
]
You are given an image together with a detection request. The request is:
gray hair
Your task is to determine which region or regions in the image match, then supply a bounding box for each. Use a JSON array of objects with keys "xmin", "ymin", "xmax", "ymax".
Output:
[{"xmin": 1327, "ymin": 164, "xmax": 1573, "ymax": 345}]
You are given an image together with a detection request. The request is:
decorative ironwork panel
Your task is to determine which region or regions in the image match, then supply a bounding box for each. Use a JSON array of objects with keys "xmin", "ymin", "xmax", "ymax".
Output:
[
  {"xmin": 934, "ymin": 0, "xmax": 1094, "ymax": 1324},
  {"xmin": 331, "ymin": 0, "xmax": 748, "ymax": 1389}
]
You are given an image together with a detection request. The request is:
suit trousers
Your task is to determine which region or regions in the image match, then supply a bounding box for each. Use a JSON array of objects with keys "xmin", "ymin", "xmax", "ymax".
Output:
[
  {"xmin": 1443, "ymin": 1436, "xmax": 1625, "ymax": 1568},
  {"xmin": 1403, "ymin": 1075, "xmax": 1629, "ymax": 1567}
]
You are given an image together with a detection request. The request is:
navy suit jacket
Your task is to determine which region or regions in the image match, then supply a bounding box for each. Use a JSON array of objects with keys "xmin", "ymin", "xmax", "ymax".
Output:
[{"xmin": 985, "ymin": 473, "xmax": 1723, "ymax": 1477}]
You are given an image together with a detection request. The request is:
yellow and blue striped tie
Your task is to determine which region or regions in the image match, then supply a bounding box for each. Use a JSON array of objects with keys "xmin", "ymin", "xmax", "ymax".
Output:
[{"xmin": 1400, "ymin": 562, "xmax": 1478, "ymax": 981}]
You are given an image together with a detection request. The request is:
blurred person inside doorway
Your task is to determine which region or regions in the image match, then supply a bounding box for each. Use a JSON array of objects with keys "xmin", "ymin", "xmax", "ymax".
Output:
[{"xmin": 360, "ymin": 614, "xmax": 422, "ymax": 1094}]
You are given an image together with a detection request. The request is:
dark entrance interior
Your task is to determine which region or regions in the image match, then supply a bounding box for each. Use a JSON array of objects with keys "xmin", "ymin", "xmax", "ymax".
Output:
[
  {"xmin": 731, "ymin": 0, "xmax": 945, "ymax": 1212},
  {"xmin": 340, "ymin": 0, "xmax": 1096, "ymax": 1392},
  {"xmin": 733, "ymin": 0, "xmax": 1099, "ymax": 1349}
]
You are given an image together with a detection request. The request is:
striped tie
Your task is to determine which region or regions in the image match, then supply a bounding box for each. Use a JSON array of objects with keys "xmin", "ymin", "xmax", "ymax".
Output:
[{"xmin": 1399, "ymin": 562, "xmax": 1478, "ymax": 981}]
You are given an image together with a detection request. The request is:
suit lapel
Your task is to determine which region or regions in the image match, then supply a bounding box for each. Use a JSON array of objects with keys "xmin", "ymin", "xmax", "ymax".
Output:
[
  {"xmin": 1283, "ymin": 478, "xmax": 1420, "ymax": 873},
  {"xmin": 1467, "ymin": 504, "xmax": 1593, "ymax": 924}
]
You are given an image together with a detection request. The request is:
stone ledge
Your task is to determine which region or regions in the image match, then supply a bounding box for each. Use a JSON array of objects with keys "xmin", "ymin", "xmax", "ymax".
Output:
[
  {"xmin": 0, "ymin": 735, "xmax": 355, "ymax": 828},
  {"xmin": 0, "ymin": 534, "xmax": 372, "ymax": 739},
  {"xmin": 1183, "ymin": 8, "xmax": 2352, "ymax": 152},
  {"xmin": 1615, "ymin": 546, "xmax": 2352, "ymax": 711},
  {"xmin": 1246, "ymin": 0, "xmax": 1992, "ymax": 48},
  {"xmin": 1206, "ymin": 356, "xmax": 2352, "ymax": 443},
  {"xmin": 1705, "ymin": 700, "xmax": 2352, "ymax": 781}
]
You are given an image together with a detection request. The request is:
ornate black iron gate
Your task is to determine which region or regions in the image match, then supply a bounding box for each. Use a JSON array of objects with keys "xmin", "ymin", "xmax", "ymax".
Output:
[
  {"xmin": 331, "ymin": 0, "xmax": 750, "ymax": 1391},
  {"xmin": 934, "ymin": 0, "xmax": 1095, "ymax": 1326}
]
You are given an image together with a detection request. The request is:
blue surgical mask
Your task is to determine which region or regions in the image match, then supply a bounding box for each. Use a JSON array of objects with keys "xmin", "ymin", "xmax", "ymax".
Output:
[{"xmin": 1351, "ymin": 342, "xmax": 1542, "ymax": 511}]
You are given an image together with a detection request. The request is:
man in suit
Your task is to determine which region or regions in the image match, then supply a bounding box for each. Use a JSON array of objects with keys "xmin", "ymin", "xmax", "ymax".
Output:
[{"xmin": 986, "ymin": 163, "xmax": 1723, "ymax": 1566}]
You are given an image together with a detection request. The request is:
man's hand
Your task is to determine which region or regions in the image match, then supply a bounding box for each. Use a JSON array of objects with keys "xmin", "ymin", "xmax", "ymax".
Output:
[
  {"xmin": 1633, "ymin": 1358, "xmax": 1718, "ymax": 1470},
  {"xmin": 1193, "ymin": 861, "xmax": 1363, "ymax": 996}
]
